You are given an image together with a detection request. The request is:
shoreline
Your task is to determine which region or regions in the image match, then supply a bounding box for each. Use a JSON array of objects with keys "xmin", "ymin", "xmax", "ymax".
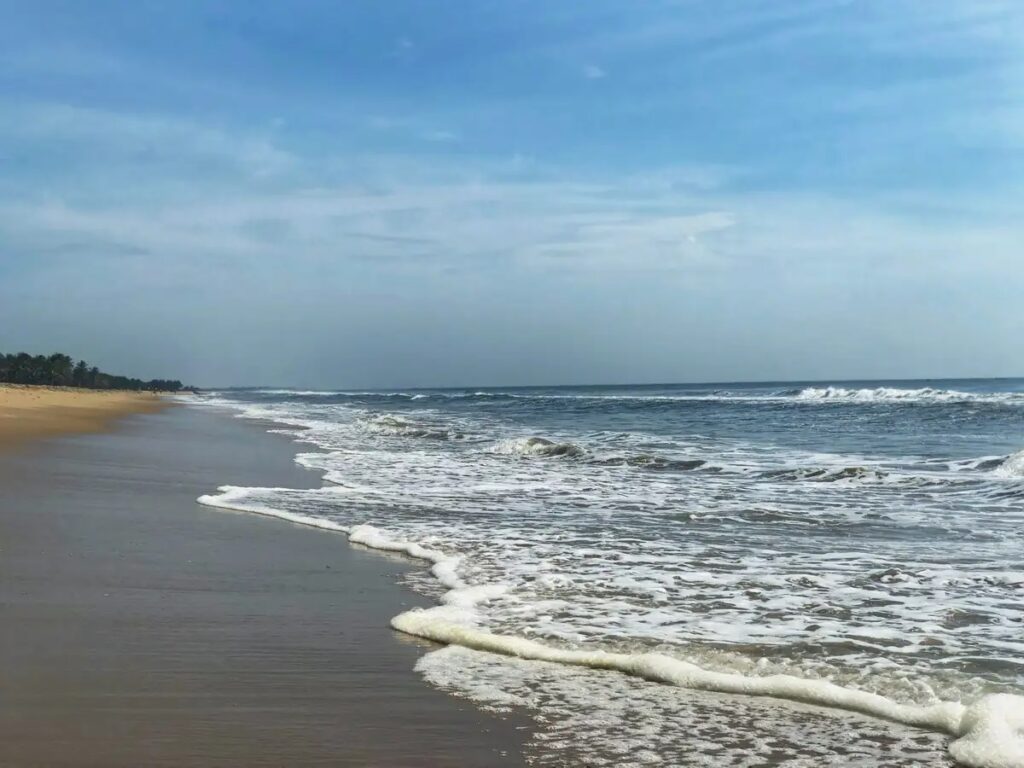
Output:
[
  {"xmin": 195, "ymin": 391, "xmax": 1024, "ymax": 768},
  {"xmin": 0, "ymin": 384, "xmax": 172, "ymax": 452},
  {"xmin": 0, "ymin": 404, "xmax": 527, "ymax": 767}
]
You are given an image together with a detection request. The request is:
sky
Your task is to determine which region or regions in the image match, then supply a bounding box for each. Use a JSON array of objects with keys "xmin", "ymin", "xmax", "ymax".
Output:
[{"xmin": 1, "ymin": 0, "xmax": 1022, "ymax": 387}]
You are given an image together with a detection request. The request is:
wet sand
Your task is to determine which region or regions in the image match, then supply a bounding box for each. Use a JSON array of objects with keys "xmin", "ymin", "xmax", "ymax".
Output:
[
  {"xmin": 0, "ymin": 385, "xmax": 170, "ymax": 452},
  {"xmin": 0, "ymin": 405, "xmax": 526, "ymax": 767}
]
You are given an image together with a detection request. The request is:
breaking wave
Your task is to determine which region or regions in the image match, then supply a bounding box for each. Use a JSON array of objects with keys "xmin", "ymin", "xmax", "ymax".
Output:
[
  {"xmin": 490, "ymin": 436, "xmax": 586, "ymax": 458},
  {"xmin": 191, "ymin": 382, "xmax": 1024, "ymax": 768},
  {"xmin": 194, "ymin": 489, "xmax": 1024, "ymax": 768},
  {"xmin": 994, "ymin": 450, "xmax": 1024, "ymax": 479},
  {"xmin": 360, "ymin": 413, "xmax": 463, "ymax": 440},
  {"xmin": 233, "ymin": 385, "xmax": 1024, "ymax": 408},
  {"xmin": 956, "ymin": 450, "xmax": 1024, "ymax": 478},
  {"xmin": 591, "ymin": 454, "xmax": 707, "ymax": 472},
  {"xmin": 792, "ymin": 386, "xmax": 1018, "ymax": 404},
  {"xmin": 763, "ymin": 465, "xmax": 888, "ymax": 483}
]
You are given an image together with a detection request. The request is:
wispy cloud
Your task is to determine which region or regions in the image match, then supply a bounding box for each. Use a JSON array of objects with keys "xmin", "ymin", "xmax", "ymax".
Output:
[
  {"xmin": 389, "ymin": 36, "xmax": 416, "ymax": 61},
  {"xmin": 2, "ymin": 1, "xmax": 1023, "ymax": 382},
  {"xmin": 0, "ymin": 102, "xmax": 296, "ymax": 183},
  {"xmin": 422, "ymin": 129, "xmax": 460, "ymax": 143},
  {"xmin": 363, "ymin": 114, "xmax": 462, "ymax": 145},
  {"xmin": 3, "ymin": 105, "xmax": 1019, "ymax": 284}
]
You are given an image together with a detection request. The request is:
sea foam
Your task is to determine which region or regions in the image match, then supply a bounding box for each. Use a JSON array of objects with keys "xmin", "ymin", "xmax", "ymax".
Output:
[
  {"xmin": 355, "ymin": 525, "xmax": 1022, "ymax": 768},
  {"xmin": 197, "ymin": 485, "xmax": 1024, "ymax": 768},
  {"xmin": 490, "ymin": 436, "xmax": 586, "ymax": 458},
  {"xmin": 995, "ymin": 450, "xmax": 1024, "ymax": 479},
  {"xmin": 789, "ymin": 385, "xmax": 1024, "ymax": 405},
  {"xmin": 194, "ymin": 386, "xmax": 1024, "ymax": 767}
]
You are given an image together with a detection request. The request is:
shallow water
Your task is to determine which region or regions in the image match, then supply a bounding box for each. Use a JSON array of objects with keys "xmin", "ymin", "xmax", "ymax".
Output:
[{"xmin": 196, "ymin": 379, "xmax": 1024, "ymax": 766}]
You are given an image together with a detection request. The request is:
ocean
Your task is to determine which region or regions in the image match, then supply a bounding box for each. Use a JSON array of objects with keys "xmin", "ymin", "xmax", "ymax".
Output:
[{"xmin": 196, "ymin": 379, "xmax": 1024, "ymax": 767}]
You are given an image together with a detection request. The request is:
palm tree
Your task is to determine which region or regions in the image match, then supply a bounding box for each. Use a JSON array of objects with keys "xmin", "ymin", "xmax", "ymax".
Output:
[
  {"xmin": 48, "ymin": 353, "xmax": 73, "ymax": 386},
  {"xmin": 0, "ymin": 350, "xmax": 188, "ymax": 391},
  {"xmin": 73, "ymin": 360, "xmax": 89, "ymax": 387}
]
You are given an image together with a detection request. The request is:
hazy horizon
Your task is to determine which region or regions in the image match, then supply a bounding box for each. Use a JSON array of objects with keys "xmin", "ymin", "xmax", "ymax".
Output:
[{"xmin": 2, "ymin": 1, "xmax": 1022, "ymax": 388}]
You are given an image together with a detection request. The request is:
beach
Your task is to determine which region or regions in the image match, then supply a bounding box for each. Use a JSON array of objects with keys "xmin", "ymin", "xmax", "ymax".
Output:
[
  {"xmin": 2, "ymin": 383, "xmax": 1022, "ymax": 767},
  {"xmin": 0, "ymin": 401, "xmax": 526, "ymax": 767},
  {"xmin": 0, "ymin": 385, "xmax": 170, "ymax": 452}
]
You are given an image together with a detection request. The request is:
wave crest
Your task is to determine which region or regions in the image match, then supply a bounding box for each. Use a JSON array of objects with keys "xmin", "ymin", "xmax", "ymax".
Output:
[
  {"xmin": 491, "ymin": 437, "xmax": 586, "ymax": 458},
  {"xmin": 790, "ymin": 387, "xmax": 1015, "ymax": 405},
  {"xmin": 994, "ymin": 450, "xmax": 1024, "ymax": 478},
  {"xmin": 764, "ymin": 466, "xmax": 887, "ymax": 483},
  {"xmin": 361, "ymin": 414, "xmax": 462, "ymax": 440},
  {"xmin": 592, "ymin": 454, "xmax": 706, "ymax": 472}
]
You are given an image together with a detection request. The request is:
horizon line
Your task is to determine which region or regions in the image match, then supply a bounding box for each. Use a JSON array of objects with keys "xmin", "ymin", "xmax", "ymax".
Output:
[{"xmin": 202, "ymin": 374, "xmax": 1024, "ymax": 392}]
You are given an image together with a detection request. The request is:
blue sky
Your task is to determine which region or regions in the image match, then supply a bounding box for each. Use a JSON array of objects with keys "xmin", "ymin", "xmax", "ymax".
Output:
[{"xmin": 1, "ymin": 1, "xmax": 1022, "ymax": 386}]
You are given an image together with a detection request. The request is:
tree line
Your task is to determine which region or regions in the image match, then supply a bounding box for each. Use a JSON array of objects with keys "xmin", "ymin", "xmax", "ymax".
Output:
[{"xmin": 0, "ymin": 352, "xmax": 191, "ymax": 392}]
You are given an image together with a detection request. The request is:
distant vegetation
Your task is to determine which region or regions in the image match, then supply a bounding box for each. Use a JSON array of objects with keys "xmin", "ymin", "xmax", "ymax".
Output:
[{"xmin": 0, "ymin": 352, "xmax": 191, "ymax": 392}]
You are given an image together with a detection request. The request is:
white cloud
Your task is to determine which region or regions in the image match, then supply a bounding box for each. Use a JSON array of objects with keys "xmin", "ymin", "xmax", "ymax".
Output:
[
  {"xmin": 3, "ymin": 100, "xmax": 1022, "ymax": 385},
  {"xmin": 2, "ymin": 102, "xmax": 1022, "ymax": 285},
  {"xmin": 422, "ymin": 129, "xmax": 460, "ymax": 142},
  {"xmin": 389, "ymin": 36, "xmax": 416, "ymax": 61},
  {"xmin": 4, "ymin": 150, "xmax": 1020, "ymax": 285},
  {"xmin": 582, "ymin": 63, "xmax": 606, "ymax": 79},
  {"xmin": 0, "ymin": 102, "xmax": 296, "ymax": 180}
]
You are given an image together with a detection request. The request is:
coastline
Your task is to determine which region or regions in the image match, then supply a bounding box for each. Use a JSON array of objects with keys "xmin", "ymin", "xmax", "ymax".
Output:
[
  {"xmin": 0, "ymin": 404, "xmax": 527, "ymax": 767},
  {"xmin": 0, "ymin": 384, "xmax": 172, "ymax": 452},
  {"xmin": 192, "ymin": 388, "xmax": 1024, "ymax": 768}
]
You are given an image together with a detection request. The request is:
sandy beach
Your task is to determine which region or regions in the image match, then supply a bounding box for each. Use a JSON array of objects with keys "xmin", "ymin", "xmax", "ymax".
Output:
[
  {"xmin": 0, "ymin": 404, "xmax": 526, "ymax": 767},
  {"xmin": 0, "ymin": 385, "xmax": 171, "ymax": 452}
]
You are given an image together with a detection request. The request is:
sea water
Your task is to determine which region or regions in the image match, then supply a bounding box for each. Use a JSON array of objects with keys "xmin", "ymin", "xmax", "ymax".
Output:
[{"xmin": 196, "ymin": 380, "xmax": 1024, "ymax": 766}]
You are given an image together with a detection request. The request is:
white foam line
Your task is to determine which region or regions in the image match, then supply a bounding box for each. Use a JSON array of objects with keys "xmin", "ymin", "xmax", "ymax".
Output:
[
  {"xmin": 197, "ymin": 490, "xmax": 507, "ymax": 604},
  {"xmin": 390, "ymin": 580, "xmax": 1023, "ymax": 768},
  {"xmin": 197, "ymin": 487, "xmax": 1024, "ymax": 768},
  {"xmin": 198, "ymin": 487, "xmax": 349, "ymax": 533}
]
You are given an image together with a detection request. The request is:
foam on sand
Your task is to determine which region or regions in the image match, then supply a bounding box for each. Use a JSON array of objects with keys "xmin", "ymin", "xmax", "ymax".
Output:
[
  {"xmin": 198, "ymin": 486, "xmax": 349, "ymax": 533},
  {"xmin": 417, "ymin": 644, "xmax": 953, "ymax": 767},
  {"xmin": 376, "ymin": 531, "xmax": 1024, "ymax": 768},
  {"xmin": 196, "ymin": 486, "xmax": 1024, "ymax": 768}
]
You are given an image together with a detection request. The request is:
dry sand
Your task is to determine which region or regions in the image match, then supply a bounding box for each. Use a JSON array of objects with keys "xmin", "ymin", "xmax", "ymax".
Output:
[{"xmin": 0, "ymin": 384, "xmax": 171, "ymax": 451}]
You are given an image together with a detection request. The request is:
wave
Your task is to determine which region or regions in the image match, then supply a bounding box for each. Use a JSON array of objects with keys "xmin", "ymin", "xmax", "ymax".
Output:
[
  {"xmin": 361, "ymin": 529, "xmax": 1024, "ymax": 768},
  {"xmin": 392, "ymin": 614, "xmax": 1024, "ymax": 768},
  {"xmin": 994, "ymin": 450, "xmax": 1024, "ymax": 479},
  {"xmin": 791, "ymin": 386, "xmax": 1016, "ymax": 404},
  {"xmin": 231, "ymin": 385, "xmax": 1024, "ymax": 407},
  {"xmin": 955, "ymin": 450, "xmax": 1024, "ymax": 479},
  {"xmin": 195, "ymin": 391, "xmax": 1024, "ymax": 766},
  {"xmin": 954, "ymin": 456, "xmax": 1010, "ymax": 472},
  {"xmin": 762, "ymin": 465, "xmax": 889, "ymax": 483},
  {"xmin": 476, "ymin": 385, "xmax": 1024, "ymax": 406},
  {"xmin": 360, "ymin": 414, "xmax": 463, "ymax": 440},
  {"xmin": 194, "ymin": 487, "xmax": 1024, "ymax": 768},
  {"xmin": 252, "ymin": 389, "xmax": 345, "ymax": 397},
  {"xmin": 591, "ymin": 454, "xmax": 707, "ymax": 472},
  {"xmin": 490, "ymin": 436, "xmax": 586, "ymax": 458}
]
